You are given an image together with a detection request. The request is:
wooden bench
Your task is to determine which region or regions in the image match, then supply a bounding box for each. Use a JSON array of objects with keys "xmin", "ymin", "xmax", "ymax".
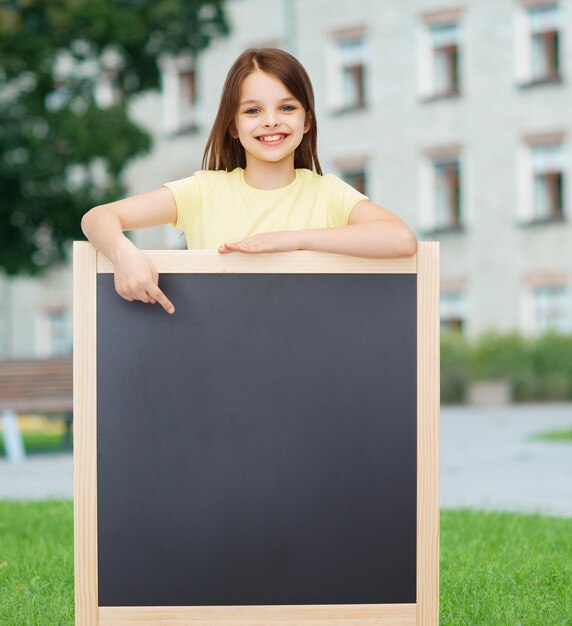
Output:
[{"xmin": 0, "ymin": 358, "xmax": 72, "ymax": 462}]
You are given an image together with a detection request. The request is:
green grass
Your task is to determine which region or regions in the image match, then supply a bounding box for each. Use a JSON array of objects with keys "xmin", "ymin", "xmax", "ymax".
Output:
[
  {"xmin": 531, "ymin": 427, "xmax": 572, "ymax": 442},
  {"xmin": 1, "ymin": 502, "xmax": 571, "ymax": 625},
  {"xmin": 0, "ymin": 432, "xmax": 71, "ymax": 457},
  {"xmin": 440, "ymin": 509, "xmax": 572, "ymax": 625},
  {"xmin": 0, "ymin": 500, "xmax": 74, "ymax": 625}
]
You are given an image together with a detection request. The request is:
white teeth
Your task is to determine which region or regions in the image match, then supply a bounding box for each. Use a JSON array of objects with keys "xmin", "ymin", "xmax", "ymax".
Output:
[{"xmin": 259, "ymin": 134, "xmax": 284, "ymax": 142}]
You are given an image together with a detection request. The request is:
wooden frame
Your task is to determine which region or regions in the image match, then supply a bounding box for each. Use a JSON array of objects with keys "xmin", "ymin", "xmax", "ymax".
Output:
[{"xmin": 73, "ymin": 241, "xmax": 439, "ymax": 625}]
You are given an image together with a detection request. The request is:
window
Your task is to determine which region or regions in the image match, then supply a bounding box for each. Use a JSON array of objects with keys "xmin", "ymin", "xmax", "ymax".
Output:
[
  {"xmin": 46, "ymin": 46, "xmax": 125, "ymax": 111},
  {"xmin": 533, "ymin": 143, "xmax": 564, "ymax": 219},
  {"xmin": 516, "ymin": 2, "xmax": 562, "ymax": 86},
  {"xmin": 161, "ymin": 55, "xmax": 200, "ymax": 135},
  {"xmin": 431, "ymin": 23, "xmax": 461, "ymax": 96},
  {"xmin": 95, "ymin": 45, "xmax": 125, "ymax": 108},
  {"xmin": 36, "ymin": 307, "xmax": 71, "ymax": 357},
  {"xmin": 339, "ymin": 38, "xmax": 367, "ymax": 109},
  {"xmin": 179, "ymin": 69, "xmax": 197, "ymax": 126},
  {"xmin": 523, "ymin": 283, "xmax": 571, "ymax": 335},
  {"xmin": 418, "ymin": 10, "xmax": 462, "ymax": 100},
  {"xmin": 522, "ymin": 274, "xmax": 571, "ymax": 335},
  {"xmin": 435, "ymin": 158, "xmax": 462, "ymax": 228},
  {"xmin": 49, "ymin": 309, "xmax": 69, "ymax": 355},
  {"xmin": 340, "ymin": 169, "xmax": 367, "ymax": 195},
  {"xmin": 518, "ymin": 135, "xmax": 566, "ymax": 223},
  {"xmin": 95, "ymin": 70, "xmax": 123, "ymax": 108},
  {"xmin": 327, "ymin": 28, "xmax": 369, "ymax": 112},
  {"xmin": 420, "ymin": 149, "xmax": 463, "ymax": 233},
  {"xmin": 0, "ymin": 287, "xmax": 9, "ymax": 357},
  {"xmin": 530, "ymin": 4, "xmax": 561, "ymax": 80},
  {"xmin": 440, "ymin": 288, "xmax": 467, "ymax": 333},
  {"xmin": 535, "ymin": 285, "xmax": 571, "ymax": 334},
  {"xmin": 334, "ymin": 157, "xmax": 369, "ymax": 195}
]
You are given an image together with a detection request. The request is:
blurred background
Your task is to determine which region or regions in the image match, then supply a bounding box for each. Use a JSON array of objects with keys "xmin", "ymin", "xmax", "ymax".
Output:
[{"xmin": 0, "ymin": 0, "xmax": 571, "ymax": 508}]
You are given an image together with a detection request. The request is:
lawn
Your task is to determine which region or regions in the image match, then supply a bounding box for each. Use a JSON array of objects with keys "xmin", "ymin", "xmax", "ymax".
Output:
[
  {"xmin": 0, "ymin": 500, "xmax": 74, "ymax": 625},
  {"xmin": 531, "ymin": 427, "xmax": 572, "ymax": 442},
  {"xmin": 0, "ymin": 502, "xmax": 570, "ymax": 625},
  {"xmin": 0, "ymin": 416, "xmax": 72, "ymax": 458},
  {"xmin": 440, "ymin": 509, "xmax": 572, "ymax": 625}
]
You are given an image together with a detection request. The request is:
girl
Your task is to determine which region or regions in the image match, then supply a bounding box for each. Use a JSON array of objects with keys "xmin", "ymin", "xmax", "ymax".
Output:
[{"xmin": 81, "ymin": 48, "xmax": 417, "ymax": 315}]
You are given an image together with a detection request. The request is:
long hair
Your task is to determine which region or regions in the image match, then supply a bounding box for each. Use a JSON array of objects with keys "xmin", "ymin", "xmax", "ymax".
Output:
[{"xmin": 202, "ymin": 48, "xmax": 322, "ymax": 174}]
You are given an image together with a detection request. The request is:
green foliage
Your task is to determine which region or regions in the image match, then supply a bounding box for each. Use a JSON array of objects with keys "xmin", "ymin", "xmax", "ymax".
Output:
[
  {"xmin": 467, "ymin": 329, "xmax": 534, "ymax": 380},
  {"xmin": 441, "ymin": 329, "xmax": 572, "ymax": 403},
  {"xmin": 532, "ymin": 331, "xmax": 572, "ymax": 378},
  {"xmin": 441, "ymin": 329, "xmax": 470, "ymax": 404},
  {"xmin": 0, "ymin": 0, "xmax": 229, "ymax": 275}
]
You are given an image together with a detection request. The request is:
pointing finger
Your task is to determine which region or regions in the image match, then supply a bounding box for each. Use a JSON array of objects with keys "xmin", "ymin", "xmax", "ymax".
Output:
[{"xmin": 148, "ymin": 285, "xmax": 175, "ymax": 314}]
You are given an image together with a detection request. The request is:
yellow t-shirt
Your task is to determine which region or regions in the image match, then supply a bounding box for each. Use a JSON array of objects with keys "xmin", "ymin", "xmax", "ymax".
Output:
[{"xmin": 163, "ymin": 167, "xmax": 368, "ymax": 250}]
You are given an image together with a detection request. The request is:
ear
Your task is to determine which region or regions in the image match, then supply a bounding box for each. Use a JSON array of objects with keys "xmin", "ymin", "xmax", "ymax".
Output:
[
  {"xmin": 229, "ymin": 121, "xmax": 239, "ymax": 139},
  {"xmin": 303, "ymin": 110, "xmax": 312, "ymax": 134}
]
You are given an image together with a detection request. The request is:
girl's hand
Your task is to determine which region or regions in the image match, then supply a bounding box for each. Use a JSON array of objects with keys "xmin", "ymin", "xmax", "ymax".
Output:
[
  {"xmin": 218, "ymin": 231, "xmax": 302, "ymax": 254},
  {"xmin": 113, "ymin": 243, "xmax": 175, "ymax": 314}
]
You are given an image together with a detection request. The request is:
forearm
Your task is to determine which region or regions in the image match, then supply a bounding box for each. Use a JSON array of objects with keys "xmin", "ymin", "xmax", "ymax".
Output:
[
  {"xmin": 81, "ymin": 206, "xmax": 138, "ymax": 263},
  {"xmin": 297, "ymin": 221, "xmax": 418, "ymax": 258}
]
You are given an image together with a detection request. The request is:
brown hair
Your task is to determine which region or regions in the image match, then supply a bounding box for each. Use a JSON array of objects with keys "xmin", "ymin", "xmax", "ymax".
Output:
[{"xmin": 202, "ymin": 48, "xmax": 322, "ymax": 174}]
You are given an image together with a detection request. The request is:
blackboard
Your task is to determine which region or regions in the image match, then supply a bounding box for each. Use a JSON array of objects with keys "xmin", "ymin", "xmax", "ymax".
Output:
[
  {"xmin": 73, "ymin": 245, "xmax": 439, "ymax": 625},
  {"xmin": 97, "ymin": 273, "xmax": 417, "ymax": 606}
]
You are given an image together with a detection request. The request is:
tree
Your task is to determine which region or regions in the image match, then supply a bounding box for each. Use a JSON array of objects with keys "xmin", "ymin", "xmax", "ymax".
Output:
[{"xmin": 0, "ymin": 0, "xmax": 229, "ymax": 275}]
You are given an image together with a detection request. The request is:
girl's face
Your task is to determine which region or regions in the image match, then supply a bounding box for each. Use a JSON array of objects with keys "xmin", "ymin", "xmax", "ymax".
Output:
[{"xmin": 232, "ymin": 70, "xmax": 310, "ymax": 168}]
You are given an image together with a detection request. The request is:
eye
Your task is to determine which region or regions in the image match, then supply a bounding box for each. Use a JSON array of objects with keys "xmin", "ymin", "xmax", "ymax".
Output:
[
  {"xmin": 281, "ymin": 105, "xmax": 295, "ymax": 111},
  {"xmin": 244, "ymin": 108, "xmax": 259, "ymax": 115}
]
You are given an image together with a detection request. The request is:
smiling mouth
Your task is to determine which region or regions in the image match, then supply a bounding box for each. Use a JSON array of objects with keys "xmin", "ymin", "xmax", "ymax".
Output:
[{"xmin": 257, "ymin": 134, "xmax": 289, "ymax": 143}]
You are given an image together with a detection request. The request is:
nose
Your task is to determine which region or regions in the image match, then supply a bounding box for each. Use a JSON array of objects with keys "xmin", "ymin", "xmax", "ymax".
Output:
[{"xmin": 263, "ymin": 115, "xmax": 279, "ymax": 128}]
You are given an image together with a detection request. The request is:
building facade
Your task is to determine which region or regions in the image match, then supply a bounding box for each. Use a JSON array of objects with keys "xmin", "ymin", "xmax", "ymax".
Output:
[{"xmin": 1, "ymin": 0, "xmax": 570, "ymax": 359}]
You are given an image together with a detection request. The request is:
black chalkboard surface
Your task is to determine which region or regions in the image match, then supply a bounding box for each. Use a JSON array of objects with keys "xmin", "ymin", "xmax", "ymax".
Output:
[{"xmin": 96, "ymin": 272, "xmax": 417, "ymax": 607}]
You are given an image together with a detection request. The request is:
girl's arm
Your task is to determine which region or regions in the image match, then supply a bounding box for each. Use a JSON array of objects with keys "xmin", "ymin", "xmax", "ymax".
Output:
[
  {"xmin": 81, "ymin": 188, "xmax": 178, "ymax": 313},
  {"xmin": 219, "ymin": 200, "xmax": 418, "ymax": 258}
]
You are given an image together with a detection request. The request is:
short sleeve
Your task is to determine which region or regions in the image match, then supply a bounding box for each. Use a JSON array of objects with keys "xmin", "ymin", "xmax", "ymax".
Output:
[
  {"xmin": 162, "ymin": 173, "xmax": 201, "ymax": 232},
  {"xmin": 324, "ymin": 174, "xmax": 369, "ymax": 227}
]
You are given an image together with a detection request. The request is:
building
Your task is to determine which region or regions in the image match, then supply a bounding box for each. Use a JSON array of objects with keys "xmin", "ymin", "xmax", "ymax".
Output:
[{"xmin": 1, "ymin": 0, "xmax": 570, "ymax": 359}]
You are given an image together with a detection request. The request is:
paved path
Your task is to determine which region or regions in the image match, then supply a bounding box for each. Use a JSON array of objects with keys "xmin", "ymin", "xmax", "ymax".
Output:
[
  {"xmin": 0, "ymin": 451, "xmax": 73, "ymax": 500},
  {"xmin": 441, "ymin": 402, "xmax": 572, "ymax": 518},
  {"xmin": 1, "ymin": 403, "xmax": 571, "ymax": 517}
]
